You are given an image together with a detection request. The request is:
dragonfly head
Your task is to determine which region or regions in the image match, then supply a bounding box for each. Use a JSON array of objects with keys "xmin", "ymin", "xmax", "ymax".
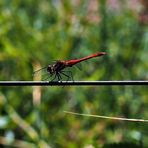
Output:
[{"xmin": 47, "ymin": 65, "xmax": 55, "ymax": 74}]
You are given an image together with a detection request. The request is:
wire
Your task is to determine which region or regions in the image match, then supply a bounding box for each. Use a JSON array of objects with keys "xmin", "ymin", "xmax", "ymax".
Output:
[{"xmin": 0, "ymin": 81, "xmax": 148, "ymax": 86}]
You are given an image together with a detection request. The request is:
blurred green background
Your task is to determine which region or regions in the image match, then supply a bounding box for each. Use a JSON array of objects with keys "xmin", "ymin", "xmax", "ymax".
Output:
[{"xmin": 0, "ymin": 0, "xmax": 148, "ymax": 147}]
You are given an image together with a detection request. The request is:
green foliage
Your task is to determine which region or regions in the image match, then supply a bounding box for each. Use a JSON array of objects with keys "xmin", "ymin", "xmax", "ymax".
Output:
[{"xmin": 0, "ymin": 0, "xmax": 148, "ymax": 147}]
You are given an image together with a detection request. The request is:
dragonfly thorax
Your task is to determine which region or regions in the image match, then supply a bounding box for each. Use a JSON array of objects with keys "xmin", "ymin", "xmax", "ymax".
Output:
[{"xmin": 47, "ymin": 61, "xmax": 66, "ymax": 74}]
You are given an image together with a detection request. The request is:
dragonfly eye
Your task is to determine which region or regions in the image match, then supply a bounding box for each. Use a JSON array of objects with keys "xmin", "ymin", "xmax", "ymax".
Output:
[
  {"xmin": 47, "ymin": 65, "xmax": 52, "ymax": 72},
  {"xmin": 47, "ymin": 65, "xmax": 55, "ymax": 74}
]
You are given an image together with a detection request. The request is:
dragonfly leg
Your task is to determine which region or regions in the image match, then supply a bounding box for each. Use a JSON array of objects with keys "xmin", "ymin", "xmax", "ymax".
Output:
[
  {"xmin": 60, "ymin": 71, "xmax": 71, "ymax": 81},
  {"xmin": 61, "ymin": 71, "xmax": 74, "ymax": 81},
  {"xmin": 57, "ymin": 73, "xmax": 62, "ymax": 81}
]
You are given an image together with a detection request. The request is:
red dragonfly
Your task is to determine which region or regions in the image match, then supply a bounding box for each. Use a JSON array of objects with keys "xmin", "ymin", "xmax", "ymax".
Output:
[{"xmin": 33, "ymin": 52, "xmax": 106, "ymax": 81}]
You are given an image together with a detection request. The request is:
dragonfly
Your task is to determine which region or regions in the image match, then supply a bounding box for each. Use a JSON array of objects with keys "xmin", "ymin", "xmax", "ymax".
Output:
[{"xmin": 33, "ymin": 52, "xmax": 106, "ymax": 81}]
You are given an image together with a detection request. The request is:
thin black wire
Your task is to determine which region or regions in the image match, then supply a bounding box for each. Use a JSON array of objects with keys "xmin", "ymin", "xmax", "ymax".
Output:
[{"xmin": 0, "ymin": 81, "xmax": 148, "ymax": 86}]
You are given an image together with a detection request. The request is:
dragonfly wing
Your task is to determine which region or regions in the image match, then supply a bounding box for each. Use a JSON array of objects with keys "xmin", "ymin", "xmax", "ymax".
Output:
[
  {"xmin": 33, "ymin": 66, "xmax": 47, "ymax": 75},
  {"xmin": 75, "ymin": 62, "xmax": 82, "ymax": 71}
]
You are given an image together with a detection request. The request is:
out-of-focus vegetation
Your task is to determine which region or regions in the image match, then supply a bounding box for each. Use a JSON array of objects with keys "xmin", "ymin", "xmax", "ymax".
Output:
[{"xmin": 0, "ymin": 0, "xmax": 148, "ymax": 147}]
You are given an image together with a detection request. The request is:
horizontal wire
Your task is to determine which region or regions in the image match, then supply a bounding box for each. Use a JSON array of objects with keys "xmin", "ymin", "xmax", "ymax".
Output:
[{"xmin": 0, "ymin": 81, "xmax": 148, "ymax": 86}]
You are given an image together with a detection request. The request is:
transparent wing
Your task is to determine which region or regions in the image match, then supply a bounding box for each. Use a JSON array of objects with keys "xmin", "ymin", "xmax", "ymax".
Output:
[
  {"xmin": 33, "ymin": 66, "xmax": 47, "ymax": 75},
  {"xmin": 75, "ymin": 62, "xmax": 82, "ymax": 71}
]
